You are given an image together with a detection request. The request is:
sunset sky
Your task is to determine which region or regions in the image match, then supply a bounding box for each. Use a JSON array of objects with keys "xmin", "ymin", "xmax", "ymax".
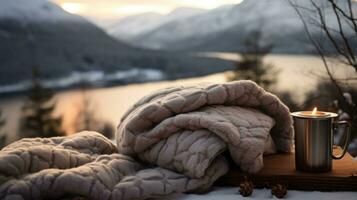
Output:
[{"xmin": 50, "ymin": 0, "xmax": 244, "ymax": 26}]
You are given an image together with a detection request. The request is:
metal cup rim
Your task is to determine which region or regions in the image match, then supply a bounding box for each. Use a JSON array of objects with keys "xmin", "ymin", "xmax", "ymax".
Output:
[{"xmin": 291, "ymin": 111, "xmax": 338, "ymax": 119}]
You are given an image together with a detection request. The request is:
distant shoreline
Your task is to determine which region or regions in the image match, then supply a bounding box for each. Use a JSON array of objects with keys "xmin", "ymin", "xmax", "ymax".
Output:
[{"xmin": 0, "ymin": 53, "xmax": 321, "ymax": 97}]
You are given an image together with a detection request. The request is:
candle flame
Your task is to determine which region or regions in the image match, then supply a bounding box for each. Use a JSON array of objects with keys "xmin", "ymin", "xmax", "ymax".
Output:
[{"xmin": 312, "ymin": 107, "xmax": 317, "ymax": 115}]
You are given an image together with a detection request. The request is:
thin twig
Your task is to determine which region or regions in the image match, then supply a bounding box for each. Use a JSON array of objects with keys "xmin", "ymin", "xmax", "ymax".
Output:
[
  {"xmin": 330, "ymin": 0, "xmax": 357, "ymax": 69},
  {"xmin": 289, "ymin": 0, "xmax": 352, "ymax": 114}
]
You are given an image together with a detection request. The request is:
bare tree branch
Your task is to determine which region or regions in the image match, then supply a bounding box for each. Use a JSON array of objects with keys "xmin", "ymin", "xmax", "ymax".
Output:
[
  {"xmin": 327, "ymin": 0, "xmax": 357, "ymax": 21},
  {"xmin": 329, "ymin": 0, "xmax": 357, "ymax": 68},
  {"xmin": 346, "ymin": 0, "xmax": 357, "ymax": 36},
  {"xmin": 290, "ymin": 0, "xmax": 357, "ymax": 140},
  {"xmin": 310, "ymin": 0, "xmax": 350, "ymax": 61},
  {"xmin": 290, "ymin": 0, "xmax": 345, "ymax": 97}
]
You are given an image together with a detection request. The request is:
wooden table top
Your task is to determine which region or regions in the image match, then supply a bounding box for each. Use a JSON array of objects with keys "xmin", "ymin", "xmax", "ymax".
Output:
[{"xmin": 215, "ymin": 147, "xmax": 357, "ymax": 191}]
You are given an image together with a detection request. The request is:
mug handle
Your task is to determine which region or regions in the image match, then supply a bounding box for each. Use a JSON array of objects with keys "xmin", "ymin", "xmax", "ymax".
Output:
[{"xmin": 332, "ymin": 121, "xmax": 351, "ymax": 160}]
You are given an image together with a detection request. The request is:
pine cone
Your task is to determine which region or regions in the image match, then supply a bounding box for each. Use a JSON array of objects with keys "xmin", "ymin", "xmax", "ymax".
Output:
[
  {"xmin": 239, "ymin": 179, "xmax": 254, "ymax": 197},
  {"xmin": 271, "ymin": 184, "xmax": 287, "ymax": 198}
]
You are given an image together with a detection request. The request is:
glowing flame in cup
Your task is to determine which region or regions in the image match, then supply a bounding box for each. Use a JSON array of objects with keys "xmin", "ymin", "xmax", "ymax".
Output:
[{"xmin": 312, "ymin": 107, "xmax": 318, "ymax": 115}]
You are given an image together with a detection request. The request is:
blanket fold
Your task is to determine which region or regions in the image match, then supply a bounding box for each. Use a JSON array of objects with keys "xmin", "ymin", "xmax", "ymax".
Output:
[{"xmin": 0, "ymin": 81, "xmax": 293, "ymax": 200}]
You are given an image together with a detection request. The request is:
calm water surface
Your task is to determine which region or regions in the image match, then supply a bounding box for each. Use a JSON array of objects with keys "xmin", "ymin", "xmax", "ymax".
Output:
[{"xmin": 0, "ymin": 54, "xmax": 355, "ymax": 142}]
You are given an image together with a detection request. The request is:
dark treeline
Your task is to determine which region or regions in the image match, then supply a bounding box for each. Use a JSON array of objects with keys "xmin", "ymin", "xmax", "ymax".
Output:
[{"xmin": 0, "ymin": 66, "xmax": 115, "ymax": 149}]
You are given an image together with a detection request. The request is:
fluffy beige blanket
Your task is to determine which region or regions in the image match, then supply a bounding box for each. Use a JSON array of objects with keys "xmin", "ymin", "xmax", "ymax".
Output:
[{"xmin": 0, "ymin": 81, "xmax": 293, "ymax": 200}]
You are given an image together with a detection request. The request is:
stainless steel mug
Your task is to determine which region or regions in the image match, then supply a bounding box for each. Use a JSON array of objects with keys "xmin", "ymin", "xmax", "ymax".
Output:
[{"xmin": 291, "ymin": 111, "xmax": 351, "ymax": 172}]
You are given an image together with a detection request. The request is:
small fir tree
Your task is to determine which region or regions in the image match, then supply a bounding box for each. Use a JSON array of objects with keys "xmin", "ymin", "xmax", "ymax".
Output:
[
  {"xmin": 227, "ymin": 29, "xmax": 299, "ymax": 111},
  {"xmin": 73, "ymin": 86, "xmax": 114, "ymax": 139},
  {"xmin": 228, "ymin": 29, "xmax": 279, "ymax": 91},
  {"xmin": 20, "ymin": 67, "xmax": 65, "ymax": 138},
  {"xmin": 0, "ymin": 109, "xmax": 6, "ymax": 149}
]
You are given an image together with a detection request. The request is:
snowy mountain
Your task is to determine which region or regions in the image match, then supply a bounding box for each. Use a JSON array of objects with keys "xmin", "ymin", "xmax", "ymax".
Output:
[
  {"xmin": 110, "ymin": 0, "xmax": 357, "ymax": 53},
  {"xmin": 109, "ymin": 0, "xmax": 309, "ymax": 53},
  {"xmin": 0, "ymin": 0, "xmax": 233, "ymax": 91},
  {"xmin": 108, "ymin": 7, "xmax": 206, "ymax": 42},
  {"xmin": 0, "ymin": 0, "xmax": 145, "ymax": 85},
  {"xmin": 108, "ymin": 12, "xmax": 163, "ymax": 41}
]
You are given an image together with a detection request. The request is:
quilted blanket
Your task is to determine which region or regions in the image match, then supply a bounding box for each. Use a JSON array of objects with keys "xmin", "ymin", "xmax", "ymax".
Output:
[{"xmin": 0, "ymin": 81, "xmax": 294, "ymax": 200}]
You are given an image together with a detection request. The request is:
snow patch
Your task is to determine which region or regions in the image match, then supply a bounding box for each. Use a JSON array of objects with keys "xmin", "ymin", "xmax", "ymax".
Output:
[
  {"xmin": 163, "ymin": 187, "xmax": 357, "ymax": 200},
  {"xmin": 0, "ymin": 69, "xmax": 165, "ymax": 94},
  {"xmin": 343, "ymin": 92, "xmax": 354, "ymax": 105},
  {"xmin": 44, "ymin": 71, "xmax": 105, "ymax": 88},
  {"xmin": 106, "ymin": 69, "xmax": 164, "ymax": 82}
]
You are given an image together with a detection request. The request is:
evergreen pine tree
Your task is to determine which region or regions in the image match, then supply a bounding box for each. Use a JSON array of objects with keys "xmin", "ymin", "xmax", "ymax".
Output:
[
  {"xmin": 0, "ymin": 109, "xmax": 6, "ymax": 149},
  {"xmin": 228, "ymin": 29, "xmax": 279, "ymax": 91},
  {"xmin": 20, "ymin": 67, "xmax": 65, "ymax": 138},
  {"xmin": 73, "ymin": 86, "xmax": 114, "ymax": 139},
  {"xmin": 227, "ymin": 29, "xmax": 300, "ymax": 110}
]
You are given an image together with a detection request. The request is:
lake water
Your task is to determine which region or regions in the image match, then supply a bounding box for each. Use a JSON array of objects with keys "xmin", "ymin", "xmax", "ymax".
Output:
[{"xmin": 0, "ymin": 54, "xmax": 355, "ymax": 143}]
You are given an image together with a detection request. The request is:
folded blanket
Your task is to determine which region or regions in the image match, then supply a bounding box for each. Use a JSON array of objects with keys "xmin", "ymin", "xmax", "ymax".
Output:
[{"xmin": 0, "ymin": 81, "xmax": 293, "ymax": 200}]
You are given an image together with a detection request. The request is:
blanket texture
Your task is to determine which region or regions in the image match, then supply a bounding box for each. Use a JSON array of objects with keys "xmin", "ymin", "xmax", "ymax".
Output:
[{"xmin": 0, "ymin": 81, "xmax": 294, "ymax": 200}]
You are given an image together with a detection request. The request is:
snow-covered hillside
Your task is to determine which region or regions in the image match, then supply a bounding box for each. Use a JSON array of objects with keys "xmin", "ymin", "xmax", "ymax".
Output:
[
  {"xmin": 108, "ymin": 7, "xmax": 206, "ymax": 41},
  {"xmin": 110, "ymin": 0, "xmax": 357, "ymax": 53},
  {"xmin": 108, "ymin": 12, "xmax": 162, "ymax": 41},
  {"xmin": 0, "ymin": 69, "xmax": 165, "ymax": 94},
  {"xmin": 0, "ymin": 0, "xmax": 146, "ymax": 86},
  {"xmin": 109, "ymin": 0, "xmax": 344, "ymax": 53},
  {"xmin": 109, "ymin": 0, "xmax": 302, "ymax": 50}
]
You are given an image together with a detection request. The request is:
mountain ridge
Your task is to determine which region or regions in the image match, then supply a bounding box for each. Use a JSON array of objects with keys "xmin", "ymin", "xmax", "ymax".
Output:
[
  {"xmin": 108, "ymin": 7, "xmax": 206, "ymax": 42},
  {"xmin": 0, "ymin": 0, "xmax": 234, "ymax": 90},
  {"xmin": 109, "ymin": 0, "xmax": 309, "ymax": 52}
]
